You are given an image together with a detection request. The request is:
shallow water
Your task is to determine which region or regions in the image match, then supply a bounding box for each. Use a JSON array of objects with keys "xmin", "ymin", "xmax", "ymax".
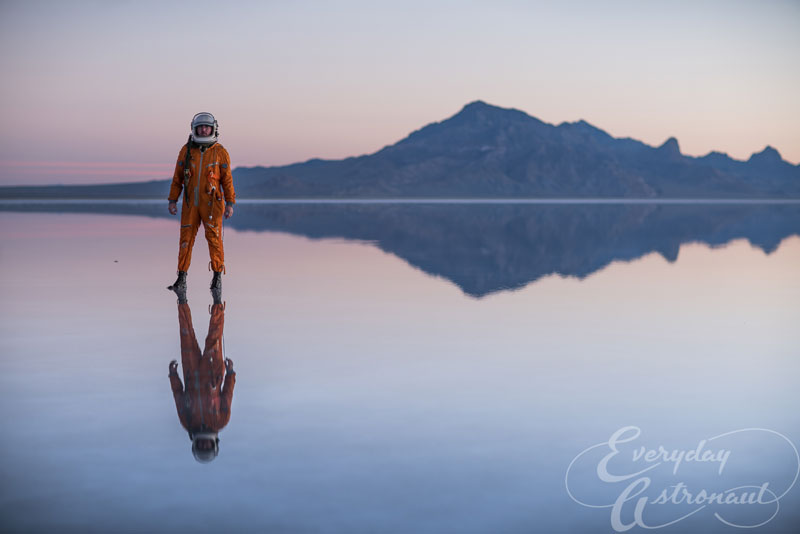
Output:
[{"xmin": 1, "ymin": 204, "xmax": 799, "ymax": 533}]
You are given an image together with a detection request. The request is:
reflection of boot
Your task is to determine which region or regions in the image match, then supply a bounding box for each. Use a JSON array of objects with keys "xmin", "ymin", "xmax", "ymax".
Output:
[
  {"xmin": 168, "ymin": 271, "xmax": 187, "ymax": 290},
  {"xmin": 174, "ymin": 286, "xmax": 188, "ymax": 304},
  {"xmin": 211, "ymin": 287, "xmax": 223, "ymax": 305},
  {"xmin": 210, "ymin": 271, "xmax": 222, "ymax": 290}
]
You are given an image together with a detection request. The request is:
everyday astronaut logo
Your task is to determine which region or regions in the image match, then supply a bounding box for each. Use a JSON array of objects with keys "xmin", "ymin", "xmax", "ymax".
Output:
[{"xmin": 564, "ymin": 426, "xmax": 799, "ymax": 531}]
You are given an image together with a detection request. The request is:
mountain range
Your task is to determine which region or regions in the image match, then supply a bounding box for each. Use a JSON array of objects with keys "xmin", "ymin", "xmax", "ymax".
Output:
[{"xmin": 1, "ymin": 101, "xmax": 798, "ymax": 198}]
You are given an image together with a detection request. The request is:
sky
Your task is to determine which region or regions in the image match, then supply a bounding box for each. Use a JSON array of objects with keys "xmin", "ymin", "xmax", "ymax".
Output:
[{"xmin": 0, "ymin": 0, "xmax": 798, "ymax": 186}]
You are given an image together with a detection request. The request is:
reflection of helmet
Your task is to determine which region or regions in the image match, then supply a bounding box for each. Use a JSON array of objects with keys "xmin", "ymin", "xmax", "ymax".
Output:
[
  {"xmin": 190, "ymin": 112, "xmax": 219, "ymax": 145},
  {"xmin": 190, "ymin": 431, "xmax": 220, "ymax": 463}
]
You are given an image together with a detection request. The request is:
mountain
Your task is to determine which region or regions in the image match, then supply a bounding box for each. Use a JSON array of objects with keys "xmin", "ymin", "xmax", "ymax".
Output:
[
  {"xmin": 2, "ymin": 101, "xmax": 798, "ymax": 198},
  {"xmin": 232, "ymin": 102, "xmax": 798, "ymax": 198}
]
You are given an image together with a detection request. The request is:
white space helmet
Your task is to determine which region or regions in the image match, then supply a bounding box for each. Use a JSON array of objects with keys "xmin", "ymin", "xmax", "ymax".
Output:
[
  {"xmin": 190, "ymin": 431, "xmax": 220, "ymax": 463},
  {"xmin": 190, "ymin": 112, "xmax": 219, "ymax": 145}
]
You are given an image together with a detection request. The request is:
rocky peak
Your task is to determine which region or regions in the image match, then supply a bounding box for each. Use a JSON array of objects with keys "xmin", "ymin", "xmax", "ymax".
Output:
[
  {"xmin": 657, "ymin": 137, "xmax": 681, "ymax": 158},
  {"xmin": 748, "ymin": 146, "xmax": 783, "ymax": 166}
]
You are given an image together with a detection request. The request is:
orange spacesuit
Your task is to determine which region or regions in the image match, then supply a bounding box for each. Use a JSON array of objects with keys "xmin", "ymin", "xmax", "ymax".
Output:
[
  {"xmin": 168, "ymin": 141, "xmax": 235, "ymax": 274},
  {"xmin": 169, "ymin": 301, "xmax": 235, "ymax": 433},
  {"xmin": 168, "ymin": 299, "xmax": 235, "ymax": 462}
]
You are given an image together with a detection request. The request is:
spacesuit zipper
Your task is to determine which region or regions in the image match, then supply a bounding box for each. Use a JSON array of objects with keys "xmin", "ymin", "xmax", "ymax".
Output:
[{"xmin": 195, "ymin": 149, "xmax": 205, "ymax": 207}]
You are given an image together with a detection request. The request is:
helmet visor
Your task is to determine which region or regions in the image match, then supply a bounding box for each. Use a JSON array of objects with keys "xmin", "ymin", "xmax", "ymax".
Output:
[{"xmin": 191, "ymin": 112, "xmax": 215, "ymax": 128}]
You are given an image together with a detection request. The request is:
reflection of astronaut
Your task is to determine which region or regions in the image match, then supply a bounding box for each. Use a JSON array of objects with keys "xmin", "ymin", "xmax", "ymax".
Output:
[{"xmin": 168, "ymin": 293, "xmax": 235, "ymax": 463}]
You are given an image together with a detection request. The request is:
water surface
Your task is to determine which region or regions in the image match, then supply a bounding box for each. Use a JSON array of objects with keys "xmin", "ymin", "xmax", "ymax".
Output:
[{"xmin": 1, "ymin": 204, "xmax": 798, "ymax": 533}]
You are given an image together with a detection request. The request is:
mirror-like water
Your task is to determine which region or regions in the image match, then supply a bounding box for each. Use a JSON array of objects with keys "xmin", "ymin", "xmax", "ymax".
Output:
[{"xmin": 1, "ymin": 204, "xmax": 798, "ymax": 533}]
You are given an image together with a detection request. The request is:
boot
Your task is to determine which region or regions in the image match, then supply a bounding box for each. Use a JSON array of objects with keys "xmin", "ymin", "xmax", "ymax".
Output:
[
  {"xmin": 210, "ymin": 271, "xmax": 222, "ymax": 290},
  {"xmin": 168, "ymin": 271, "xmax": 187, "ymax": 290}
]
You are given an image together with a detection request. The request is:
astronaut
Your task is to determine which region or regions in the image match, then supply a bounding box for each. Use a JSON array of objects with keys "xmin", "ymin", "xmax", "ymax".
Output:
[{"xmin": 167, "ymin": 112, "xmax": 235, "ymax": 291}]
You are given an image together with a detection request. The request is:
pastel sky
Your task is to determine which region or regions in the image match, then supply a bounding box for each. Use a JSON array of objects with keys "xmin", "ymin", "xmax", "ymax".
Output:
[{"xmin": 1, "ymin": 0, "xmax": 798, "ymax": 185}]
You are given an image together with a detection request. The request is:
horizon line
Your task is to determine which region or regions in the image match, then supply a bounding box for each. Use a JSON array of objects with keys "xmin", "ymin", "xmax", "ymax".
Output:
[{"xmin": 2, "ymin": 198, "xmax": 799, "ymax": 205}]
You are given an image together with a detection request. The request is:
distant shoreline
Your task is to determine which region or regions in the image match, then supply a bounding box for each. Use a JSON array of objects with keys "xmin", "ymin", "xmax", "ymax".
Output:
[{"xmin": 2, "ymin": 198, "xmax": 800, "ymax": 205}]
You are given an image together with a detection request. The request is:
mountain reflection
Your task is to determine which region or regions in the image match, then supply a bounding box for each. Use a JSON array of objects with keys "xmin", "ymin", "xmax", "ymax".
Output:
[
  {"xmin": 234, "ymin": 203, "xmax": 799, "ymax": 296},
  {"xmin": 168, "ymin": 290, "xmax": 235, "ymax": 463},
  {"xmin": 3, "ymin": 201, "xmax": 799, "ymax": 296}
]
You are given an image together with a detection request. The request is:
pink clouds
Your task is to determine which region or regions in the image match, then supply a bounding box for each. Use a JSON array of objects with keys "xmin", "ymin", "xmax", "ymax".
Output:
[{"xmin": 0, "ymin": 161, "xmax": 173, "ymax": 185}]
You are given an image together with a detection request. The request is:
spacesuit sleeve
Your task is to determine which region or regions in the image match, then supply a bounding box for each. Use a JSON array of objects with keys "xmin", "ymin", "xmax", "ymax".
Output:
[
  {"xmin": 221, "ymin": 370, "xmax": 236, "ymax": 421},
  {"xmin": 219, "ymin": 147, "xmax": 235, "ymax": 205},
  {"xmin": 170, "ymin": 372, "xmax": 184, "ymax": 395},
  {"xmin": 169, "ymin": 373, "xmax": 189, "ymax": 430},
  {"xmin": 168, "ymin": 145, "xmax": 187, "ymax": 202}
]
